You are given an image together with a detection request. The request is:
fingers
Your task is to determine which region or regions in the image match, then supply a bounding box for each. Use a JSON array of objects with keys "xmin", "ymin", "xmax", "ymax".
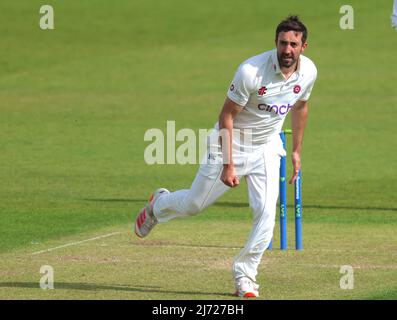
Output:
[
  {"xmin": 290, "ymin": 152, "xmax": 301, "ymax": 184},
  {"xmin": 289, "ymin": 169, "xmax": 299, "ymax": 184},
  {"xmin": 233, "ymin": 176, "xmax": 240, "ymax": 187},
  {"xmin": 221, "ymin": 176, "xmax": 240, "ymax": 188},
  {"xmin": 223, "ymin": 181, "xmax": 235, "ymax": 187},
  {"xmin": 220, "ymin": 165, "xmax": 240, "ymax": 188}
]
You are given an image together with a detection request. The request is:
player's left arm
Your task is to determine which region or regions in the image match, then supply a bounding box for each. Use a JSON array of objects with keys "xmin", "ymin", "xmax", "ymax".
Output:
[{"xmin": 289, "ymin": 99, "xmax": 309, "ymax": 184}]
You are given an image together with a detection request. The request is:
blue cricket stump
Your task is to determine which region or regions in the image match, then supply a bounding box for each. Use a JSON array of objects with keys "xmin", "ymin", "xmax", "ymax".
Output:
[
  {"xmin": 267, "ymin": 129, "xmax": 302, "ymax": 251},
  {"xmin": 295, "ymin": 170, "xmax": 303, "ymax": 250}
]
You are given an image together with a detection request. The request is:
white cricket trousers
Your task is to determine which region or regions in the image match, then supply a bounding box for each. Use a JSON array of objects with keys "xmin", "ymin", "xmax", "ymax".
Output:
[
  {"xmin": 393, "ymin": 0, "xmax": 397, "ymax": 28},
  {"xmin": 153, "ymin": 137, "xmax": 284, "ymax": 282}
]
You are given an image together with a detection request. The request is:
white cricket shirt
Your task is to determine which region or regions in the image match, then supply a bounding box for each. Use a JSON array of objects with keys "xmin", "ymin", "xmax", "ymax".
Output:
[{"xmin": 219, "ymin": 49, "xmax": 317, "ymax": 146}]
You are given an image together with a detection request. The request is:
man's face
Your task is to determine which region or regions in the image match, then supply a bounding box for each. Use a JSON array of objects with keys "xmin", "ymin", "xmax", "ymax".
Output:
[{"xmin": 276, "ymin": 31, "xmax": 307, "ymax": 69}]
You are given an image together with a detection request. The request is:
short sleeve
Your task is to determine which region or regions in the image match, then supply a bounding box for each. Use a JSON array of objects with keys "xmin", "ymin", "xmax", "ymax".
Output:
[{"xmin": 227, "ymin": 64, "xmax": 256, "ymax": 107}]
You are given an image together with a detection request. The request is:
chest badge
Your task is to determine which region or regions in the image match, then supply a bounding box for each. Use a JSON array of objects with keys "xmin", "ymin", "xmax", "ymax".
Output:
[
  {"xmin": 258, "ymin": 86, "xmax": 267, "ymax": 96},
  {"xmin": 293, "ymin": 85, "xmax": 301, "ymax": 94}
]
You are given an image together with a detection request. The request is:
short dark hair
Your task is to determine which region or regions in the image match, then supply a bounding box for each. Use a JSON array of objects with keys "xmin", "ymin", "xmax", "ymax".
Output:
[{"xmin": 275, "ymin": 15, "xmax": 308, "ymax": 44}]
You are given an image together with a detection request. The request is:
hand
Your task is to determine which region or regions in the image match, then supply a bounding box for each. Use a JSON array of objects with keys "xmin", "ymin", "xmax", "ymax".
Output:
[
  {"xmin": 221, "ymin": 164, "xmax": 240, "ymax": 188},
  {"xmin": 289, "ymin": 151, "xmax": 301, "ymax": 184}
]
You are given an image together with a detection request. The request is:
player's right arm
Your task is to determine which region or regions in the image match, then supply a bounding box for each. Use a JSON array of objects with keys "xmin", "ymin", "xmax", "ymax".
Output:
[
  {"xmin": 219, "ymin": 61, "xmax": 255, "ymax": 187},
  {"xmin": 218, "ymin": 97, "xmax": 243, "ymax": 188}
]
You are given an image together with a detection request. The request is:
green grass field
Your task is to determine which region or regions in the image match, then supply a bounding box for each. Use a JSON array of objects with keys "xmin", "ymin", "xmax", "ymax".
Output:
[{"xmin": 0, "ymin": 0, "xmax": 396, "ymax": 299}]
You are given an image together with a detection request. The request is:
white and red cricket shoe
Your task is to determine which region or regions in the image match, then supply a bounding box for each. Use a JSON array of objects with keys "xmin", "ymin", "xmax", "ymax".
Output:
[
  {"xmin": 134, "ymin": 188, "xmax": 169, "ymax": 238},
  {"xmin": 234, "ymin": 277, "xmax": 259, "ymax": 298}
]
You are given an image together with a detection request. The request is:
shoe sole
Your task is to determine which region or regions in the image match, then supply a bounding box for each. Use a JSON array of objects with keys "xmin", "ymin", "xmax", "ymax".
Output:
[
  {"xmin": 243, "ymin": 292, "xmax": 258, "ymax": 298},
  {"xmin": 134, "ymin": 225, "xmax": 142, "ymax": 238},
  {"xmin": 134, "ymin": 207, "xmax": 147, "ymax": 238},
  {"xmin": 233, "ymin": 291, "xmax": 258, "ymax": 298}
]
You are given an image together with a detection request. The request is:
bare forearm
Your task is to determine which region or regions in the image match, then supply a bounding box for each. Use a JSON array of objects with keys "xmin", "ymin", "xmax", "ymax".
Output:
[
  {"xmin": 288, "ymin": 101, "xmax": 308, "ymax": 184},
  {"xmin": 218, "ymin": 98, "xmax": 242, "ymax": 166},
  {"xmin": 291, "ymin": 102, "xmax": 309, "ymax": 155},
  {"xmin": 217, "ymin": 98, "xmax": 243, "ymax": 188},
  {"xmin": 219, "ymin": 112, "xmax": 234, "ymax": 166}
]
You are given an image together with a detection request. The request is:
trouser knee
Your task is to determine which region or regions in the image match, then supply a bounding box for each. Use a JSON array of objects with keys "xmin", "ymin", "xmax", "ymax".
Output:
[{"xmin": 182, "ymin": 195, "xmax": 202, "ymax": 216}]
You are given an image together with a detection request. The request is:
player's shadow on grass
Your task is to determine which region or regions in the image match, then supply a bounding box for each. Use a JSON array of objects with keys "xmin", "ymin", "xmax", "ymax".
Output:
[
  {"xmin": 82, "ymin": 198, "xmax": 396, "ymax": 212},
  {"xmin": 82, "ymin": 198, "xmax": 148, "ymax": 203},
  {"xmin": 0, "ymin": 282, "xmax": 234, "ymax": 297}
]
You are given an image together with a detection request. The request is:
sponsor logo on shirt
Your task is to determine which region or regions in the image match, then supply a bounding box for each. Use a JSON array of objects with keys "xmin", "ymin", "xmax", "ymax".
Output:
[
  {"xmin": 230, "ymin": 84, "xmax": 235, "ymax": 91},
  {"xmin": 257, "ymin": 103, "xmax": 293, "ymax": 115}
]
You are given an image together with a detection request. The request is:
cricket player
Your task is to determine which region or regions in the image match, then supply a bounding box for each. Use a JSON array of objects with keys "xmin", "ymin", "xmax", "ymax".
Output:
[
  {"xmin": 393, "ymin": 0, "xmax": 397, "ymax": 30},
  {"xmin": 135, "ymin": 15, "xmax": 317, "ymax": 298}
]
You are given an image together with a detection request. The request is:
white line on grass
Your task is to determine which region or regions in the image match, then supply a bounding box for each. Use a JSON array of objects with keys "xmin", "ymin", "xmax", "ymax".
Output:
[{"xmin": 32, "ymin": 232, "xmax": 121, "ymax": 255}]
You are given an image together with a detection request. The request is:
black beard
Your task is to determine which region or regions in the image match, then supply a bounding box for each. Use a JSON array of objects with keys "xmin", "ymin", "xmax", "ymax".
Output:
[{"xmin": 277, "ymin": 53, "xmax": 297, "ymax": 68}]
